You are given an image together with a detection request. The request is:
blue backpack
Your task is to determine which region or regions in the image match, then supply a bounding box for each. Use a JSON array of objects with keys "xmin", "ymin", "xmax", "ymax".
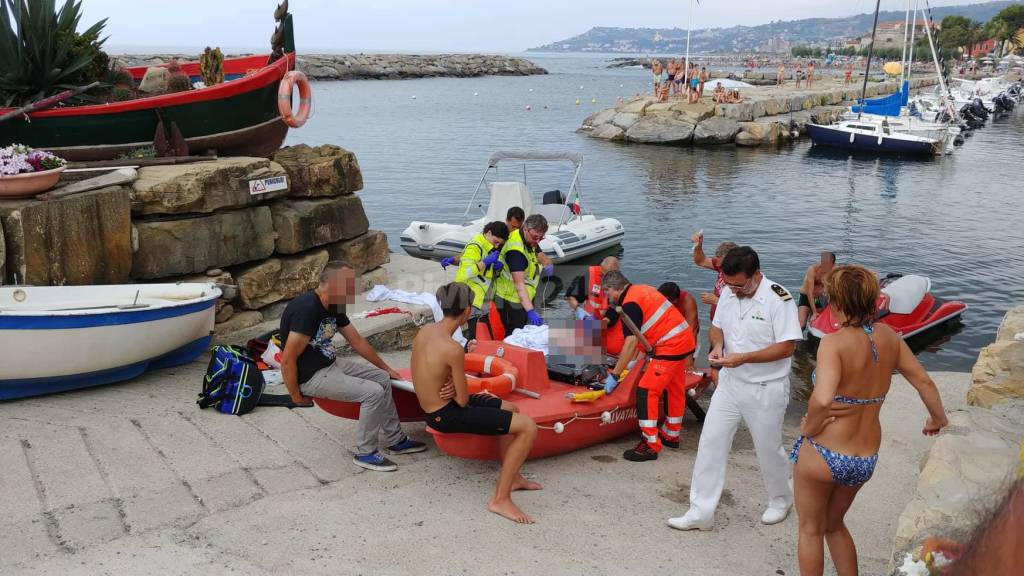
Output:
[{"xmin": 197, "ymin": 345, "xmax": 265, "ymax": 415}]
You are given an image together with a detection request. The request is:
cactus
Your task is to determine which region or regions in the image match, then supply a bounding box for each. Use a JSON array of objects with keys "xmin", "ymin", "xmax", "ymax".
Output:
[
  {"xmin": 200, "ymin": 46, "xmax": 225, "ymax": 87},
  {"xmin": 166, "ymin": 73, "xmax": 192, "ymax": 93}
]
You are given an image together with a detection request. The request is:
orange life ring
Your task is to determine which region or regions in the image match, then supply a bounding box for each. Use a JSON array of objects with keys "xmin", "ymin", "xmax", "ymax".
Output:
[
  {"xmin": 464, "ymin": 353, "xmax": 518, "ymax": 396},
  {"xmin": 278, "ymin": 70, "xmax": 312, "ymax": 128}
]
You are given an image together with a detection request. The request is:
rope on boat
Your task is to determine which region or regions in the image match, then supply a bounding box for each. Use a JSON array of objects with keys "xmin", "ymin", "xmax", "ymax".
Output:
[{"xmin": 536, "ymin": 405, "xmax": 620, "ymax": 434}]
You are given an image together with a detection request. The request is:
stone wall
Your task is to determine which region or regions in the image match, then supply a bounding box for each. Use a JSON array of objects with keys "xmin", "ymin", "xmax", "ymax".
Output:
[
  {"xmin": 889, "ymin": 305, "xmax": 1024, "ymax": 569},
  {"xmin": 0, "ymin": 144, "xmax": 391, "ymax": 334}
]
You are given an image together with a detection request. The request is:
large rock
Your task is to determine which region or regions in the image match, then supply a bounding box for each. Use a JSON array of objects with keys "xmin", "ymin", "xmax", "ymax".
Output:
[
  {"xmin": 738, "ymin": 120, "xmax": 781, "ymax": 144},
  {"xmin": 891, "ymin": 405, "xmax": 1024, "ymax": 562},
  {"xmin": 234, "ymin": 250, "xmax": 329, "ymax": 309},
  {"xmin": 591, "ymin": 124, "xmax": 625, "ymax": 141},
  {"xmin": 132, "ymin": 157, "xmax": 289, "ymax": 215},
  {"xmin": 624, "ymin": 116, "xmax": 695, "ymax": 144},
  {"xmin": 324, "ymin": 230, "xmax": 390, "ymax": 276},
  {"xmin": 132, "ymin": 207, "xmax": 274, "ymax": 279},
  {"xmin": 0, "ymin": 187, "xmax": 132, "ymax": 285},
  {"xmin": 138, "ymin": 67, "xmax": 169, "ymax": 93},
  {"xmin": 671, "ymin": 102, "xmax": 715, "ymax": 124},
  {"xmin": 996, "ymin": 304, "xmax": 1024, "ymax": 342},
  {"xmin": 611, "ymin": 112, "xmax": 640, "ymax": 130},
  {"xmin": 272, "ymin": 144, "xmax": 363, "ymax": 197},
  {"xmin": 693, "ymin": 116, "xmax": 741, "ymax": 145},
  {"xmin": 585, "ymin": 108, "xmax": 616, "ymax": 128},
  {"xmin": 968, "ymin": 340, "xmax": 1024, "ymax": 408},
  {"xmin": 618, "ymin": 98, "xmax": 653, "ymax": 114},
  {"xmin": 271, "ymin": 195, "xmax": 370, "ymax": 254}
]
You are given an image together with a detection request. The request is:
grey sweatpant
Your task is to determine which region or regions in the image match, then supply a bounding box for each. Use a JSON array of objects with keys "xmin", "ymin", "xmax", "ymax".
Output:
[{"xmin": 300, "ymin": 358, "xmax": 405, "ymax": 456}]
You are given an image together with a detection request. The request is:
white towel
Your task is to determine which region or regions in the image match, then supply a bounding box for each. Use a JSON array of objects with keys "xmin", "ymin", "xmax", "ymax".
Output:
[
  {"xmin": 365, "ymin": 285, "xmax": 467, "ymax": 345},
  {"xmin": 503, "ymin": 325, "xmax": 549, "ymax": 355}
]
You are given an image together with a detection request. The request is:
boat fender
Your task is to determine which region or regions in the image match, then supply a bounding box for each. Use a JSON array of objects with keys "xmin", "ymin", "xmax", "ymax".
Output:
[
  {"xmin": 464, "ymin": 353, "xmax": 518, "ymax": 396},
  {"xmin": 278, "ymin": 71, "xmax": 312, "ymax": 128},
  {"xmin": 553, "ymin": 422, "xmax": 565, "ymax": 434}
]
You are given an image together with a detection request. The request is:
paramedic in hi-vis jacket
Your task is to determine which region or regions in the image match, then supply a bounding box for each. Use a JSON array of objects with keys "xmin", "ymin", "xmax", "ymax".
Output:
[{"xmin": 668, "ymin": 246, "xmax": 802, "ymax": 531}]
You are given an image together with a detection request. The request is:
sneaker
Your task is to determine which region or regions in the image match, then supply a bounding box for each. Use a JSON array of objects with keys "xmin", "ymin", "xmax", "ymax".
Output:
[
  {"xmin": 388, "ymin": 437, "xmax": 428, "ymax": 455},
  {"xmin": 761, "ymin": 504, "xmax": 791, "ymax": 525},
  {"xmin": 623, "ymin": 441, "xmax": 659, "ymax": 462},
  {"xmin": 660, "ymin": 434, "xmax": 680, "ymax": 449},
  {"xmin": 353, "ymin": 451, "xmax": 398, "ymax": 472},
  {"xmin": 667, "ymin": 512, "xmax": 714, "ymax": 531}
]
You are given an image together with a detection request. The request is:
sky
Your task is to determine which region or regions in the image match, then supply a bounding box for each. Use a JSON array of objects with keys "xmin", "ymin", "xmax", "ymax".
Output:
[{"xmin": 80, "ymin": 0, "xmax": 994, "ymax": 53}]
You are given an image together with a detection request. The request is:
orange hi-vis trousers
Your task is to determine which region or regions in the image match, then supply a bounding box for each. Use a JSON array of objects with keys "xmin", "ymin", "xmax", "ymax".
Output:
[{"xmin": 636, "ymin": 358, "xmax": 687, "ymax": 452}]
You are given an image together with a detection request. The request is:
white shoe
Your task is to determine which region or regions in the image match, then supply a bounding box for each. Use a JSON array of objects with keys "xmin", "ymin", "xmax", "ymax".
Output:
[
  {"xmin": 761, "ymin": 504, "xmax": 791, "ymax": 525},
  {"xmin": 667, "ymin": 512, "xmax": 714, "ymax": 531}
]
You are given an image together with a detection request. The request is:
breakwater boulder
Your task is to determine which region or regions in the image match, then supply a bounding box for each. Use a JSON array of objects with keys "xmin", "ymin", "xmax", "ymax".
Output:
[
  {"xmin": 968, "ymin": 304, "xmax": 1024, "ymax": 408},
  {"xmin": 113, "ymin": 53, "xmax": 547, "ymax": 81}
]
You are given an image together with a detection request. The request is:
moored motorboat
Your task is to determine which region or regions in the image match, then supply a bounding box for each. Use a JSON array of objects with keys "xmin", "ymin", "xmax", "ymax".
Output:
[
  {"xmin": 400, "ymin": 151, "xmax": 625, "ymax": 264},
  {"xmin": 809, "ymin": 274, "xmax": 966, "ymax": 341},
  {"xmin": 315, "ymin": 339, "xmax": 711, "ymax": 461},
  {"xmin": 0, "ymin": 283, "xmax": 221, "ymax": 399}
]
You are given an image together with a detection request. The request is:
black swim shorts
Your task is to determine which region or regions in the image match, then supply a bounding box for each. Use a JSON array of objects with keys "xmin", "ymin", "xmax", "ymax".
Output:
[
  {"xmin": 426, "ymin": 394, "xmax": 513, "ymax": 436},
  {"xmin": 798, "ymin": 293, "xmax": 826, "ymax": 309}
]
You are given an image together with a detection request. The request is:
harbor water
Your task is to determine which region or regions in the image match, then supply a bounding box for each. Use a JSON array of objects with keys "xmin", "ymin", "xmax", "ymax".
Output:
[{"xmin": 287, "ymin": 52, "xmax": 1024, "ymax": 380}]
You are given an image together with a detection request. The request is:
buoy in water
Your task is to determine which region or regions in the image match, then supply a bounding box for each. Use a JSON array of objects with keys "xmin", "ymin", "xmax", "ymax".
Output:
[
  {"xmin": 575, "ymin": 99, "xmax": 580, "ymax": 105},
  {"xmin": 543, "ymin": 104, "xmax": 549, "ymax": 110},
  {"xmin": 528, "ymin": 88, "xmax": 534, "ymax": 92},
  {"xmin": 579, "ymin": 85, "xmax": 584, "ymax": 90},
  {"xmin": 411, "ymin": 95, "xmax": 417, "ymax": 99},
  {"xmin": 619, "ymin": 83, "xmax": 624, "ymax": 88},
  {"xmin": 525, "ymin": 105, "xmax": 532, "ymax": 111},
  {"xmin": 473, "ymin": 92, "xmax": 479, "ymax": 96},
  {"xmin": 591, "ymin": 98, "xmax": 597, "ymax": 104}
]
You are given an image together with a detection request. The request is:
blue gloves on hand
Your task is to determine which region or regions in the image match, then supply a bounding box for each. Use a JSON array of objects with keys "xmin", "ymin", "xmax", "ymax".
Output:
[
  {"xmin": 527, "ymin": 309, "xmax": 545, "ymax": 326},
  {"xmin": 603, "ymin": 374, "xmax": 619, "ymax": 394},
  {"xmin": 542, "ymin": 264, "xmax": 555, "ymax": 277},
  {"xmin": 440, "ymin": 257, "xmax": 455, "ymax": 270},
  {"xmin": 574, "ymin": 307, "xmax": 589, "ymax": 321},
  {"xmin": 482, "ymin": 250, "xmax": 503, "ymax": 273}
]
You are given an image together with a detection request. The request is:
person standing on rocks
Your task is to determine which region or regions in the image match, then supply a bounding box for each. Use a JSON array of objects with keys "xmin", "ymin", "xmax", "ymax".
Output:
[
  {"xmin": 843, "ymin": 63, "xmax": 853, "ymax": 85},
  {"xmin": 795, "ymin": 62, "xmax": 804, "ymax": 89},
  {"xmin": 668, "ymin": 246, "xmax": 802, "ymax": 531},
  {"xmin": 667, "ymin": 59, "xmax": 678, "ymax": 97},
  {"xmin": 280, "ymin": 261, "xmax": 429, "ymax": 472},
  {"xmin": 790, "ymin": 265, "xmax": 948, "ymax": 575},
  {"xmin": 778, "ymin": 62, "xmax": 786, "ymax": 86},
  {"xmin": 807, "ymin": 61, "xmax": 815, "ymax": 89},
  {"xmin": 699, "ymin": 66, "xmax": 708, "ymax": 99},
  {"xmin": 652, "ymin": 59, "xmax": 663, "ymax": 97}
]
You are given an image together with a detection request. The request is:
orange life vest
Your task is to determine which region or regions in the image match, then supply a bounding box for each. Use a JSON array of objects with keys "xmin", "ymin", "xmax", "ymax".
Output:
[
  {"xmin": 583, "ymin": 265, "xmax": 607, "ymax": 317},
  {"xmin": 621, "ymin": 284, "xmax": 695, "ymax": 358}
]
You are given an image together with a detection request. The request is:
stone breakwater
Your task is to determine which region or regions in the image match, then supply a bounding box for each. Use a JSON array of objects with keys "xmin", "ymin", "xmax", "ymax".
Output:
[
  {"xmin": 889, "ymin": 304, "xmax": 1024, "ymax": 569},
  {"xmin": 0, "ymin": 145, "xmax": 390, "ymax": 335},
  {"xmin": 578, "ymin": 76, "xmax": 939, "ymax": 147},
  {"xmin": 113, "ymin": 53, "xmax": 547, "ymax": 80}
]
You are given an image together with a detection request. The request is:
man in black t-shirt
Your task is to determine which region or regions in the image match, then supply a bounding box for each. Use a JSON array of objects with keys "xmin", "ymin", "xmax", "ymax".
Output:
[{"xmin": 280, "ymin": 261, "xmax": 429, "ymax": 472}]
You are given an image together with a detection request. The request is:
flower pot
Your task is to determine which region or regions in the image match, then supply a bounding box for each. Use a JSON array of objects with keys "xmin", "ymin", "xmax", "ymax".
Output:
[{"xmin": 0, "ymin": 166, "xmax": 66, "ymax": 199}]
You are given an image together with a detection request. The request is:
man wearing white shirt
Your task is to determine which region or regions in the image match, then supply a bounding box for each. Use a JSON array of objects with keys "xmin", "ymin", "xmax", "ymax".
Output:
[{"xmin": 668, "ymin": 246, "xmax": 802, "ymax": 531}]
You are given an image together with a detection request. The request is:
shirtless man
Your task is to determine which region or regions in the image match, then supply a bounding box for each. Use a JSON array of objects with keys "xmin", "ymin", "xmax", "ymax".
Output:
[
  {"xmin": 798, "ymin": 251, "xmax": 836, "ymax": 329},
  {"xmin": 411, "ymin": 282, "xmax": 541, "ymax": 524}
]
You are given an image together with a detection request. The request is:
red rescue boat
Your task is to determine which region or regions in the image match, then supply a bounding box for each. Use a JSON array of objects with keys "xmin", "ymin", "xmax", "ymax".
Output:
[
  {"xmin": 809, "ymin": 273, "xmax": 966, "ymax": 340},
  {"xmin": 315, "ymin": 339, "xmax": 711, "ymax": 461}
]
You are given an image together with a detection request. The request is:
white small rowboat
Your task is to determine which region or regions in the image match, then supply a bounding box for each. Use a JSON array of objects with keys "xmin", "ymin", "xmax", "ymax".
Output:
[{"xmin": 0, "ymin": 283, "xmax": 221, "ymax": 400}]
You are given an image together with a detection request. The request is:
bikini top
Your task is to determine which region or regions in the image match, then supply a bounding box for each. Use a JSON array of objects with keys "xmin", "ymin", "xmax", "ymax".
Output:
[{"xmin": 814, "ymin": 325, "xmax": 886, "ymax": 405}]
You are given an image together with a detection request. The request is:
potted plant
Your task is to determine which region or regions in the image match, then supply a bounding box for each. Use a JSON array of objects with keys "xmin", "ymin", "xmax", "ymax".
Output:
[{"xmin": 0, "ymin": 144, "xmax": 67, "ymax": 198}]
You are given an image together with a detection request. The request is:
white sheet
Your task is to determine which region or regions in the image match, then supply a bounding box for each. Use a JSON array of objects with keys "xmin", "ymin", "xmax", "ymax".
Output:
[
  {"xmin": 365, "ymin": 285, "xmax": 467, "ymax": 345},
  {"xmin": 503, "ymin": 325, "xmax": 549, "ymax": 354}
]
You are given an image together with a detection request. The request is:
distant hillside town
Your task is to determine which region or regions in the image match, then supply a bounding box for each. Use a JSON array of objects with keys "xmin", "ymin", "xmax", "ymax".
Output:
[{"xmin": 529, "ymin": 0, "xmax": 1022, "ymax": 56}]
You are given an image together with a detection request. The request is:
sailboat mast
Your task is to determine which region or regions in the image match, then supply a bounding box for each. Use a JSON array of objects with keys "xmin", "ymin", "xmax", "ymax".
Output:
[
  {"xmin": 900, "ymin": 0, "xmax": 911, "ymax": 86},
  {"xmin": 684, "ymin": 0, "xmax": 693, "ymax": 84},
  {"xmin": 859, "ymin": 0, "xmax": 883, "ymax": 120},
  {"xmin": 908, "ymin": 0, "xmax": 919, "ymax": 81}
]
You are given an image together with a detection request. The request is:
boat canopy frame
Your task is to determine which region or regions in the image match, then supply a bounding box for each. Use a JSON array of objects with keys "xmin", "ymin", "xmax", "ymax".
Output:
[{"xmin": 461, "ymin": 151, "xmax": 587, "ymax": 231}]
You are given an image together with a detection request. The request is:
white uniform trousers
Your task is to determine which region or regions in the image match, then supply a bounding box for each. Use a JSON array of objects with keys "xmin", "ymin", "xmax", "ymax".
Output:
[{"xmin": 687, "ymin": 370, "xmax": 792, "ymax": 522}]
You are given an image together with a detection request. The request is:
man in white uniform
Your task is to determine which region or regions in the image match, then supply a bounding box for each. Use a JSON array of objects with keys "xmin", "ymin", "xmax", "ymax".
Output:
[{"xmin": 668, "ymin": 246, "xmax": 802, "ymax": 530}]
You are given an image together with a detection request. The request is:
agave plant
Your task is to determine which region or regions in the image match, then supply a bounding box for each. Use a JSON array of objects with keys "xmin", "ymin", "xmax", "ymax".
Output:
[{"xmin": 0, "ymin": 0, "xmax": 108, "ymax": 107}]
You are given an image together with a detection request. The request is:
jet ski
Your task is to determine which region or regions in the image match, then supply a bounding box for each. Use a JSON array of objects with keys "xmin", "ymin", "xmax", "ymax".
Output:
[
  {"xmin": 400, "ymin": 151, "xmax": 625, "ymax": 264},
  {"xmin": 809, "ymin": 274, "xmax": 966, "ymax": 340}
]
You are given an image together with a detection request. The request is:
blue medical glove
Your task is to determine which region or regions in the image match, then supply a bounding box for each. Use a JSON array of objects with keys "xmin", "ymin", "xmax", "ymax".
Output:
[
  {"xmin": 440, "ymin": 257, "xmax": 455, "ymax": 270},
  {"xmin": 542, "ymin": 264, "xmax": 555, "ymax": 277},
  {"xmin": 574, "ymin": 307, "xmax": 589, "ymax": 321},
  {"xmin": 482, "ymin": 250, "xmax": 501, "ymax": 267},
  {"xmin": 527, "ymin": 309, "xmax": 544, "ymax": 326},
  {"xmin": 603, "ymin": 374, "xmax": 619, "ymax": 394}
]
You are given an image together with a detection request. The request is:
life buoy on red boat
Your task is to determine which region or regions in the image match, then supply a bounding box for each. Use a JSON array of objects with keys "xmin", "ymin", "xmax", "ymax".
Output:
[
  {"xmin": 464, "ymin": 353, "xmax": 517, "ymax": 396},
  {"xmin": 277, "ymin": 71, "xmax": 312, "ymax": 128}
]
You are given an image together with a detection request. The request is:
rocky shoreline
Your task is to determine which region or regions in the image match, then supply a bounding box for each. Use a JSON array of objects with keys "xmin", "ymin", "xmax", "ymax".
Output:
[
  {"xmin": 112, "ymin": 53, "xmax": 547, "ymax": 81},
  {"xmin": 579, "ymin": 76, "xmax": 938, "ymax": 147}
]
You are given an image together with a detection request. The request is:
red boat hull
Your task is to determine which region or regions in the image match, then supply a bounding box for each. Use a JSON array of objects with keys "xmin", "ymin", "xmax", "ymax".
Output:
[{"xmin": 315, "ymin": 340, "xmax": 710, "ymax": 461}]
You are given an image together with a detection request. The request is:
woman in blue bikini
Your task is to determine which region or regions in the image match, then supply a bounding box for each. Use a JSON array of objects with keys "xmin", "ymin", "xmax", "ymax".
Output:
[{"xmin": 792, "ymin": 265, "xmax": 948, "ymax": 576}]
